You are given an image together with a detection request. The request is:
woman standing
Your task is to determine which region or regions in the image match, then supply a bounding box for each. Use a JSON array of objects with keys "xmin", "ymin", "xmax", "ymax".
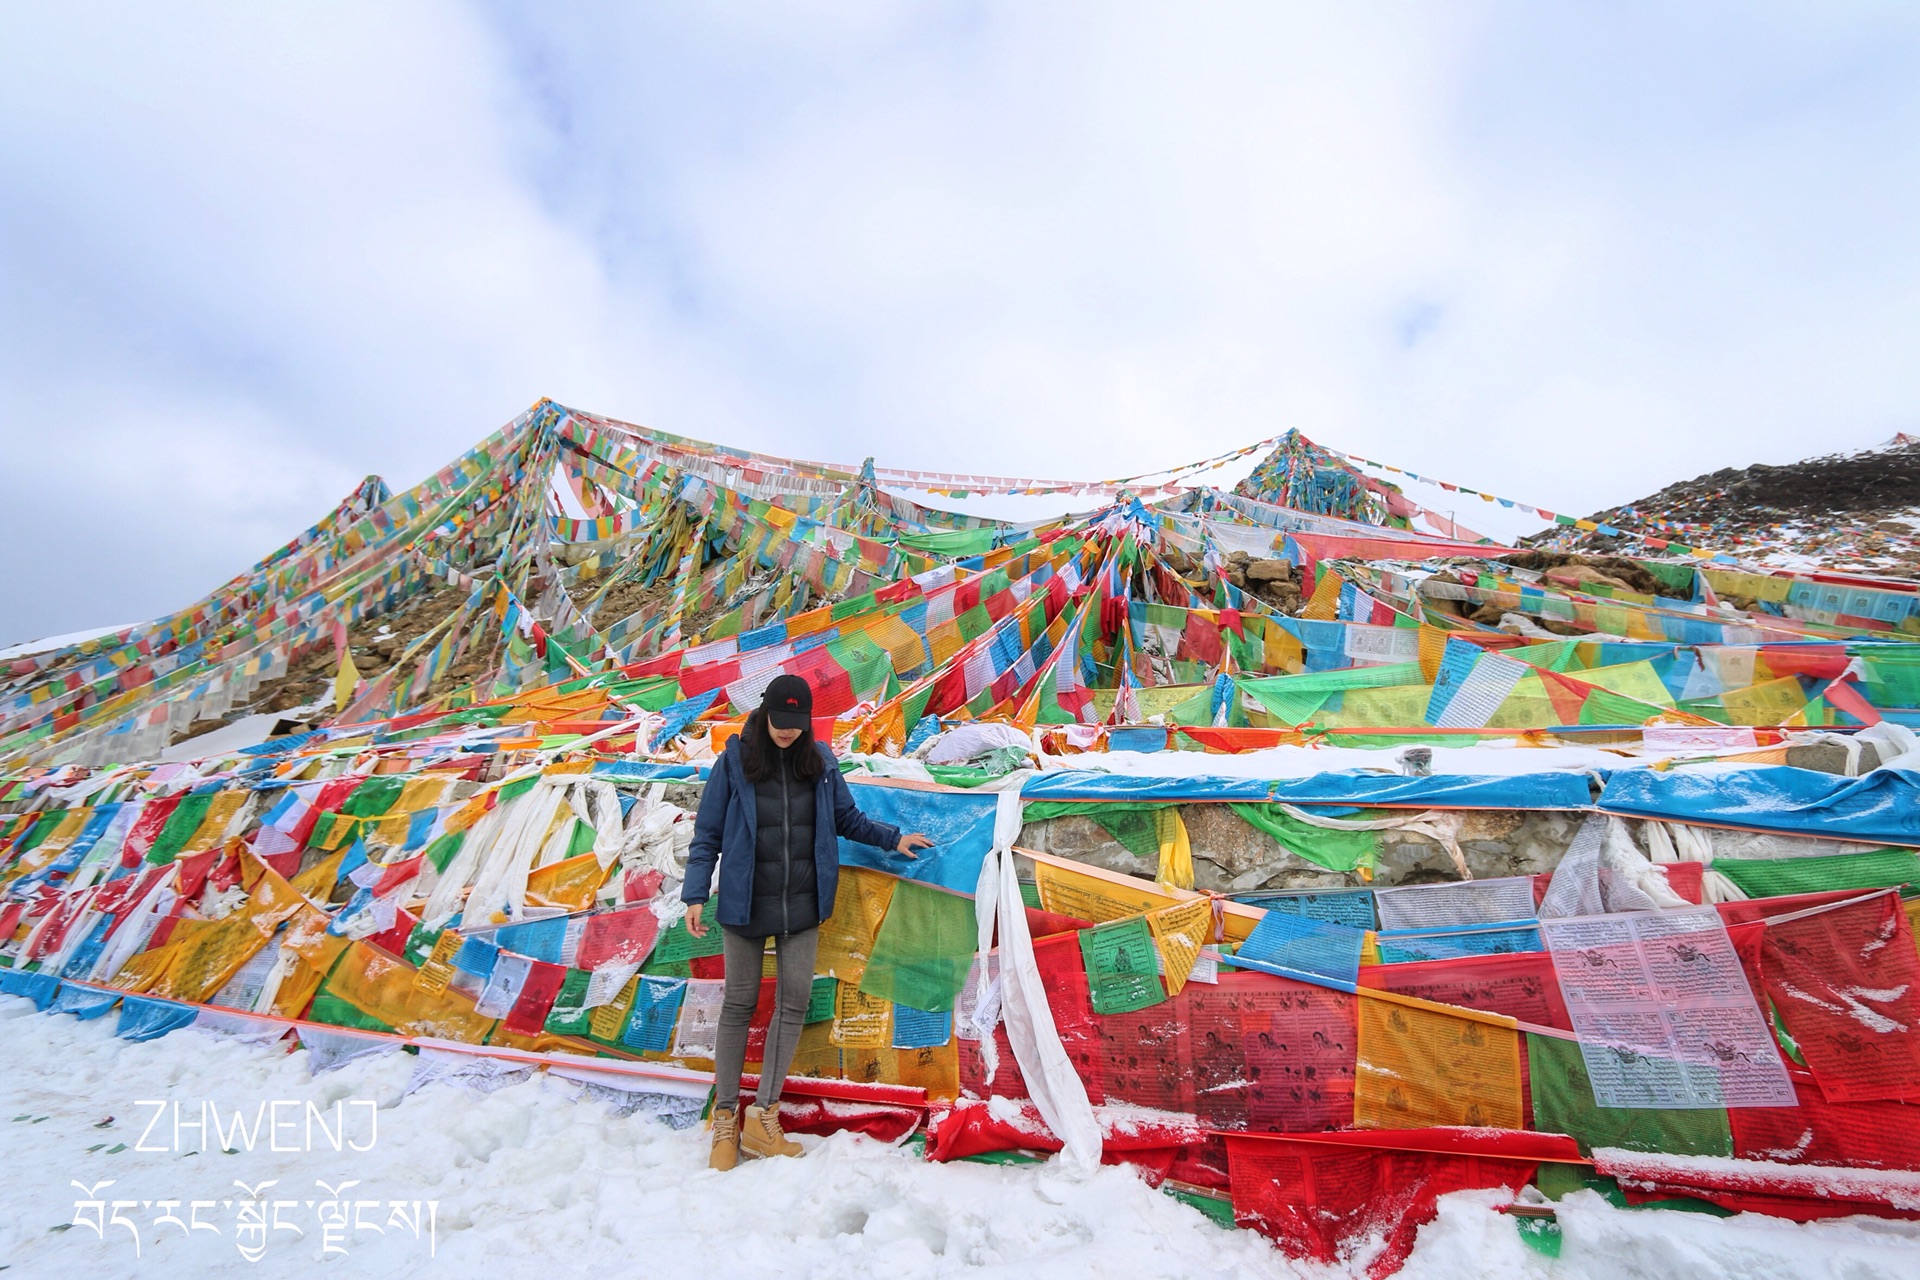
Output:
[{"xmin": 683, "ymin": 674, "xmax": 933, "ymax": 1169}]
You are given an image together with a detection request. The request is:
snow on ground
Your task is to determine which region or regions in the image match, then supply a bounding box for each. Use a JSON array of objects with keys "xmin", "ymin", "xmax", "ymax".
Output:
[
  {"xmin": 2, "ymin": 996, "xmax": 1916, "ymax": 1280},
  {"xmin": 160, "ymin": 714, "xmax": 286, "ymax": 763},
  {"xmin": 0, "ymin": 624, "xmax": 136, "ymax": 661}
]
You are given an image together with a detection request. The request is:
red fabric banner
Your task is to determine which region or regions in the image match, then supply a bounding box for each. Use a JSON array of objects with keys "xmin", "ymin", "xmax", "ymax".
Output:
[
  {"xmin": 1029, "ymin": 932, "xmax": 1107, "ymax": 1104},
  {"xmin": 958, "ymin": 1024, "xmax": 1028, "ymax": 1100},
  {"xmin": 1224, "ymin": 1129, "xmax": 1569, "ymax": 1277},
  {"xmin": 1595, "ymin": 1148, "xmax": 1920, "ymax": 1223},
  {"xmin": 1731, "ymin": 1071, "xmax": 1920, "ymax": 1171},
  {"xmin": 775, "ymin": 1097, "xmax": 920, "ymax": 1143}
]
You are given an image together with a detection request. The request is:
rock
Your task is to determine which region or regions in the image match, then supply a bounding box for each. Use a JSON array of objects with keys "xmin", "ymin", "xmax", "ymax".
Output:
[
  {"xmin": 1545, "ymin": 564, "xmax": 1636, "ymax": 592},
  {"xmin": 1784, "ymin": 741, "xmax": 1882, "ymax": 776},
  {"xmin": 1245, "ymin": 559, "xmax": 1293, "ymax": 583}
]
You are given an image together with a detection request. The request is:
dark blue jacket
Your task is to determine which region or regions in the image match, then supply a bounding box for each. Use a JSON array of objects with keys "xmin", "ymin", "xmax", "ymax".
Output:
[{"xmin": 682, "ymin": 739, "xmax": 902, "ymax": 929}]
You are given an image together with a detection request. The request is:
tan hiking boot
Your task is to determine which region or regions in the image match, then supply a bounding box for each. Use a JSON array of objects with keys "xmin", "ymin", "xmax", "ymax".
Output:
[
  {"xmin": 709, "ymin": 1105, "xmax": 740, "ymax": 1171},
  {"xmin": 740, "ymin": 1103, "xmax": 803, "ymax": 1158}
]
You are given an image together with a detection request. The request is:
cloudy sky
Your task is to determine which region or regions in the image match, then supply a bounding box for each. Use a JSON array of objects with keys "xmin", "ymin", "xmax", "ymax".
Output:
[{"xmin": 3, "ymin": 3, "xmax": 1917, "ymax": 643}]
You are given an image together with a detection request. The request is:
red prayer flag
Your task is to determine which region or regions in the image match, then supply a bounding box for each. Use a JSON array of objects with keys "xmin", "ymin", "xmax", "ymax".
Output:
[
  {"xmin": 1764, "ymin": 891, "xmax": 1920, "ymax": 1103},
  {"xmin": 502, "ymin": 959, "xmax": 567, "ymax": 1035},
  {"xmin": 576, "ymin": 906, "xmax": 661, "ymax": 969}
]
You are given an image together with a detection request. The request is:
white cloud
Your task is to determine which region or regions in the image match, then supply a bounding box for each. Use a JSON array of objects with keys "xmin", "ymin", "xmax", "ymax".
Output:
[{"xmin": 3, "ymin": 2, "xmax": 1918, "ymax": 640}]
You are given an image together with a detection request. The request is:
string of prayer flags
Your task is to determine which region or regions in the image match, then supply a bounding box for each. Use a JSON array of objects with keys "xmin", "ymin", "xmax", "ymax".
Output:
[
  {"xmin": 474, "ymin": 951, "xmax": 533, "ymax": 1019},
  {"xmin": 858, "ymin": 878, "xmax": 976, "ymax": 1012},
  {"xmin": 1527, "ymin": 1032, "xmax": 1733, "ymax": 1158},
  {"xmin": 543, "ymin": 969, "xmax": 595, "ymax": 1037},
  {"xmin": 1374, "ymin": 877, "xmax": 1539, "ymax": 930},
  {"xmin": 621, "ymin": 976, "xmax": 688, "ymax": 1053},
  {"xmin": 1234, "ymin": 887, "xmax": 1377, "ymax": 930},
  {"xmin": 576, "ymin": 905, "xmax": 661, "ymax": 969},
  {"xmin": 1728, "ymin": 1073, "xmax": 1920, "ymax": 1171},
  {"xmin": 1080, "ymin": 916, "xmax": 1167, "ymax": 1015},
  {"xmin": 1033, "ymin": 857, "xmax": 1171, "ymax": 924},
  {"xmin": 1374, "ymin": 922, "xmax": 1542, "ymax": 965},
  {"xmin": 816, "ymin": 866, "xmax": 895, "ymax": 982},
  {"xmin": 1222, "ymin": 1129, "xmax": 1566, "ymax": 1274},
  {"xmin": 1358, "ymin": 950, "xmax": 1570, "ymax": 1030},
  {"xmin": 451, "ymin": 935, "xmax": 499, "ymax": 981},
  {"xmin": 652, "ymin": 917, "xmax": 724, "ymax": 965},
  {"xmin": 585, "ymin": 961, "xmax": 641, "ymax": 1008},
  {"xmin": 1234, "ymin": 977, "xmax": 1358, "ymax": 1132},
  {"xmin": 1147, "ymin": 898, "xmax": 1214, "ymax": 996}
]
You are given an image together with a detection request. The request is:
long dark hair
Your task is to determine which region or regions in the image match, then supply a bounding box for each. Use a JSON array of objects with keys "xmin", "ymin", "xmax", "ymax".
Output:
[{"xmin": 739, "ymin": 707, "xmax": 824, "ymax": 784}]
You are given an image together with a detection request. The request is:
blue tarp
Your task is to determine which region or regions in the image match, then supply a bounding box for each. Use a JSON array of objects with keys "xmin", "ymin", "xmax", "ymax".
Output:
[
  {"xmin": 838, "ymin": 783, "xmax": 1001, "ymax": 894},
  {"xmin": 1021, "ymin": 769, "xmax": 1594, "ymax": 809},
  {"xmin": 1599, "ymin": 766, "xmax": 1920, "ymax": 847},
  {"xmin": 116, "ymin": 994, "xmax": 199, "ymax": 1042},
  {"xmin": 49, "ymin": 981, "xmax": 120, "ymax": 1020},
  {"xmin": 1020, "ymin": 772, "xmax": 1276, "ymax": 802},
  {"xmin": 1266, "ymin": 772, "xmax": 1594, "ymax": 809},
  {"xmin": 0, "ymin": 967, "xmax": 59, "ymax": 1009},
  {"xmin": 590, "ymin": 761, "xmax": 707, "ymax": 782}
]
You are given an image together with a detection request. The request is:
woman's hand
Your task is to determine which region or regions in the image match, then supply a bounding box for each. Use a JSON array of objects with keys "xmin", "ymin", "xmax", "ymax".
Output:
[
  {"xmin": 685, "ymin": 902, "xmax": 706, "ymax": 939},
  {"xmin": 895, "ymin": 832, "xmax": 934, "ymax": 858}
]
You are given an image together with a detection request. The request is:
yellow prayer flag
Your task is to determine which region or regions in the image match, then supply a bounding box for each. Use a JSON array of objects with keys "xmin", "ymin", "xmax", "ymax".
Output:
[
  {"xmin": 1033, "ymin": 856, "xmax": 1172, "ymax": 923},
  {"xmin": 334, "ymin": 646, "xmax": 361, "ymax": 714},
  {"xmin": 1153, "ymin": 807, "xmax": 1194, "ymax": 893},
  {"xmin": 589, "ymin": 976, "xmax": 640, "ymax": 1040},
  {"xmin": 1354, "ymin": 992, "xmax": 1522, "ymax": 1130},
  {"xmin": 830, "ymin": 982, "xmax": 892, "ymax": 1049},
  {"xmin": 817, "ymin": 865, "xmax": 895, "ymax": 982},
  {"xmin": 1147, "ymin": 898, "xmax": 1212, "ymax": 996},
  {"xmin": 1302, "ymin": 570, "xmax": 1344, "ymax": 621}
]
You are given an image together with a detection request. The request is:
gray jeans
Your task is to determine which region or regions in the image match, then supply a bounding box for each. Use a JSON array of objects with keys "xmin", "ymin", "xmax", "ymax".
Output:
[{"xmin": 713, "ymin": 925, "xmax": 819, "ymax": 1110}]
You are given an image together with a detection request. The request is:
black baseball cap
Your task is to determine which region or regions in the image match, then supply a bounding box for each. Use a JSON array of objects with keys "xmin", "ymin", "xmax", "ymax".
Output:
[{"xmin": 762, "ymin": 674, "xmax": 814, "ymax": 730}]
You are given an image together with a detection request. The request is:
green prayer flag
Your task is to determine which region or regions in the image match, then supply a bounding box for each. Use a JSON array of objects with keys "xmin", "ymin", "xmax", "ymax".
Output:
[
  {"xmin": 858, "ymin": 879, "xmax": 977, "ymax": 1012},
  {"xmin": 425, "ymin": 830, "xmax": 467, "ymax": 875},
  {"xmin": 1527, "ymin": 1034, "xmax": 1731, "ymax": 1157},
  {"xmin": 1713, "ymin": 848, "xmax": 1920, "ymax": 899},
  {"xmin": 339, "ymin": 775, "xmax": 407, "ymax": 818},
  {"xmin": 1022, "ymin": 801, "xmax": 1164, "ymax": 862},
  {"xmin": 653, "ymin": 918, "xmax": 725, "ymax": 964},
  {"xmin": 496, "ymin": 775, "xmax": 539, "ymax": 806},
  {"xmin": 401, "ymin": 922, "xmax": 442, "ymax": 969},
  {"xmin": 805, "ymin": 976, "xmax": 837, "ymax": 1024},
  {"xmin": 305, "ymin": 989, "xmax": 398, "ymax": 1035},
  {"xmin": 1229, "ymin": 804, "xmax": 1379, "ymax": 873},
  {"xmin": 543, "ymin": 969, "xmax": 596, "ymax": 1037},
  {"xmin": 1080, "ymin": 916, "xmax": 1166, "ymax": 1014},
  {"xmin": 146, "ymin": 793, "xmax": 214, "ymax": 864}
]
